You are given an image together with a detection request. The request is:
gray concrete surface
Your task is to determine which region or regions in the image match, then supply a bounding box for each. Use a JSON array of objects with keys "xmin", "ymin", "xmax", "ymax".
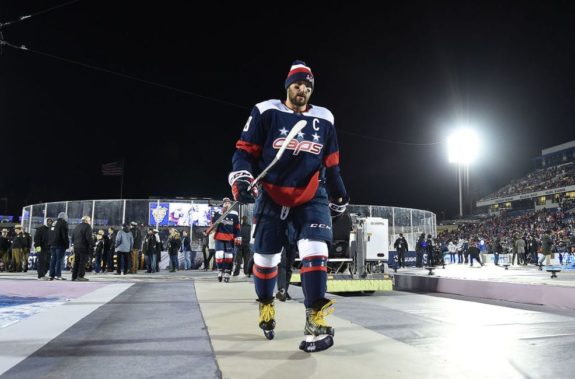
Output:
[{"xmin": 1, "ymin": 267, "xmax": 575, "ymax": 378}]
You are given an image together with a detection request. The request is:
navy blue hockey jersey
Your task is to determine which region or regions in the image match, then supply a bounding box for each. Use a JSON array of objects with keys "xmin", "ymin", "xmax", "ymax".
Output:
[
  {"xmin": 232, "ymin": 100, "xmax": 347, "ymax": 207},
  {"xmin": 213, "ymin": 210, "xmax": 240, "ymax": 241}
]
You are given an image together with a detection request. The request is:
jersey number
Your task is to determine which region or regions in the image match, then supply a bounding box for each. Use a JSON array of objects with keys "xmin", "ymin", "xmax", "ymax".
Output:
[{"xmin": 243, "ymin": 116, "xmax": 253, "ymax": 132}]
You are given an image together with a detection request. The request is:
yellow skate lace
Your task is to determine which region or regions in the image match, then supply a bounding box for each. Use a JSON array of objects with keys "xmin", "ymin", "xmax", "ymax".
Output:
[
  {"xmin": 312, "ymin": 299, "xmax": 335, "ymax": 326},
  {"xmin": 259, "ymin": 303, "xmax": 275, "ymax": 323}
]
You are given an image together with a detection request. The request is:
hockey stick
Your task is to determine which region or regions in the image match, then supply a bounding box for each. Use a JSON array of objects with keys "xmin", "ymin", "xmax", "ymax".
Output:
[{"xmin": 205, "ymin": 120, "xmax": 307, "ymax": 234}]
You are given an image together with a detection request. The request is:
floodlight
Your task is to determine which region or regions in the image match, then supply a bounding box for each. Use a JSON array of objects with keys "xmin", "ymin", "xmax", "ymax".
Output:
[{"xmin": 447, "ymin": 128, "xmax": 480, "ymax": 165}]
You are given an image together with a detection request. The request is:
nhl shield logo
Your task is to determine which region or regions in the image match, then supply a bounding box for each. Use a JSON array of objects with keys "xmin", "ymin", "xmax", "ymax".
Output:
[{"xmin": 152, "ymin": 205, "xmax": 168, "ymax": 225}]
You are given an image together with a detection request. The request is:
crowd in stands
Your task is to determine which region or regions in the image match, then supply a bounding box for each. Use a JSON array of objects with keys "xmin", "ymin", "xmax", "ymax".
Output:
[
  {"xmin": 436, "ymin": 201, "xmax": 575, "ymax": 265},
  {"xmin": 480, "ymin": 162, "xmax": 575, "ymax": 201}
]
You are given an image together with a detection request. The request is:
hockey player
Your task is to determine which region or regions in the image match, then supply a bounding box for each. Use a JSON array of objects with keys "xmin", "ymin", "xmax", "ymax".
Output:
[
  {"xmin": 228, "ymin": 60, "xmax": 349, "ymax": 352},
  {"xmin": 210, "ymin": 197, "xmax": 241, "ymax": 283}
]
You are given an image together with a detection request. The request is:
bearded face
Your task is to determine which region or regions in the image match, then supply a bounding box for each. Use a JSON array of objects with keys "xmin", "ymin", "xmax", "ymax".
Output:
[{"xmin": 287, "ymin": 80, "xmax": 312, "ymax": 108}]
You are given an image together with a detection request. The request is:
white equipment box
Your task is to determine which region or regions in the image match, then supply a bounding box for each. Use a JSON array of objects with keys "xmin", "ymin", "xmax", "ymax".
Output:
[{"xmin": 364, "ymin": 217, "xmax": 388, "ymax": 261}]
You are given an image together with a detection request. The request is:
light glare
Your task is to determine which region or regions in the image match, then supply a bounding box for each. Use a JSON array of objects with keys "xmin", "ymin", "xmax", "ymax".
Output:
[{"xmin": 448, "ymin": 128, "xmax": 480, "ymax": 164}]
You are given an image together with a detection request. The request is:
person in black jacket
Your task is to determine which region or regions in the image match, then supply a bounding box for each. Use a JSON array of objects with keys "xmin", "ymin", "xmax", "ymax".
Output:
[
  {"xmin": 415, "ymin": 233, "xmax": 425, "ymax": 268},
  {"xmin": 468, "ymin": 239, "xmax": 484, "ymax": 267},
  {"xmin": 0, "ymin": 228, "xmax": 10, "ymax": 272},
  {"xmin": 167, "ymin": 229, "xmax": 181, "ymax": 272},
  {"xmin": 49, "ymin": 212, "xmax": 70, "ymax": 280},
  {"xmin": 107, "ymin": 227, "xmax": 116, "ymax": 272},
  {"xmin": 71, "ymin": 216, "xmax": 94, "ymax": 281},
  {"xmin": 34, "ymin": 218, "xmax": 53, "ymax": 279},
  {"xmin": 142, "ymin": 228, "xmax": 158, "ymax": 273},
  {"xmin": 101, "ymin": 230, "xmax": 110, "ymax": 272},
  {"xmin": 12, "ymin": 225, "xmax": 31, "ymax": 272},
  {"xmin": 393, "ymin": 233, "xmax": 409, "ymax": 268},
  {"xmin": 154, "ymin": 229, "xmax": 162, "ymax": 272},
  {"xmin": 233, "ymin": 216, "xmax": 253, "ymax": 276},
  {"xmin": 129, "ymin": 221, "xmax": 142, "ymax": 273},
  {"xmin": 425, "ymin": 234, "xmax": 434, "ymax": 267},
  {"xmin": 94, "ymin": 230, "xmax": 106, "ymax": 274}
]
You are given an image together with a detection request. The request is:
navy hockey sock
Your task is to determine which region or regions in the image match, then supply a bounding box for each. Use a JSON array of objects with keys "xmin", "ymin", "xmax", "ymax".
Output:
[
  {"xmin": 301, "ymin": 255, "xmax": 327, "ymax": 308},
  {"xmin": 215, "ymin": 258, "xmax": 223, "ymax": 271},
  {"xmin": 253, "ymin": 264, "xmax": 278, "ymax": 300},
  {"xmin": 224, "ymin": 257, "xmax": 234, "ymax": 273}
]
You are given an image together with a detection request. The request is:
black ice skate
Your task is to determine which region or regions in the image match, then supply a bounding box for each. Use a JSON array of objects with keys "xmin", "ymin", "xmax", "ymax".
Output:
[
  {"xmin": 217, "ymin": 271, "xmax": 223, "ymax": 282},
  {"xmin": 258, "ymin": 299, "xmax": 276, "ymax": 340},
  {"xmin": 300, "ymin": 298, "xmax": 335, "ymax": 353},
  {"xmin": 223, "ymin": 271, "xmax": 230, "ymax": 283}
]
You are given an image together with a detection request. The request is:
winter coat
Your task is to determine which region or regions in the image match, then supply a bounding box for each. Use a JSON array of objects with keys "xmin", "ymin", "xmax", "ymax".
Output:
[
  {"xmin": 72, "ymin": 223, "xmax": 95, "ymax": 251},
  {"xmin": 514, "ymin": 238, "xmax": 526, "ymax": 254},
  {"xmin": 115, "ymin": 228, "xmax": 134, "ymax": 253},
  {"xmin": 130, "ymin": 226, "xmax": 143, "ymax": 250},
  {"xmin": 34, "ymin": 225, "xmax": 51, "ymax": 250},
  {"xmin": 168, "ymin": 235, "xmax": 182, "ymax": 255},
  {"xmin": 142, "ymin": 234, "xmax": 158, "ymax": 256},
  {"xmin": 49, "ymin": 218, "xmax": 70, "ymax": 248},
  {"xmin": 540, "ymin": 234, "xmax": 553, "ymax": 255}
]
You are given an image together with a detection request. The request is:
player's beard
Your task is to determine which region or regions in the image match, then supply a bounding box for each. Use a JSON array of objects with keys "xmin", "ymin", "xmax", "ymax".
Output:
[{"xmin": 288, "ymin": 91, "xmax": 309, "ymax": 107}]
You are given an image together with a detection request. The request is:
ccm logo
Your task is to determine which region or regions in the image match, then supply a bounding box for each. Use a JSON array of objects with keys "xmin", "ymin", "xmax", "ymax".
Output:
[
  {"xmin": 273, "ymin": 138, "xmax": 323, "ymax": 155},
  {"xmin": 310, "ymin": 223, "xmax": 331, "ymax": 229}
]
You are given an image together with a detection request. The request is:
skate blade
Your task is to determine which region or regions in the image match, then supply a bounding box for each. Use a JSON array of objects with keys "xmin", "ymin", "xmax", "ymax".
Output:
[{"xmin": 299, "ymin": 334, "xmax": 334, "ymax": 353}]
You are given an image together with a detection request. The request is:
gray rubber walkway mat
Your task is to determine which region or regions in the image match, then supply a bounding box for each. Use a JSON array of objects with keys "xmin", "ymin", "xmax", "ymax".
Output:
[{"xmin": 1, "ymin": 282, "xmax": 221, "ymax": 379}]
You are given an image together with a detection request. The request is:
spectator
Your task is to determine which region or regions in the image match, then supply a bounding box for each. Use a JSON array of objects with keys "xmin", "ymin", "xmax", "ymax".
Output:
[
  {"xmin": 94, "ymin": 230, "xmax": 106, "ymax": 274},
  {"xmin": 181, "ymin": 230, "xmax": 192, "ymax": 270},
  {"xmin": 143, "ymin": 228, "xmax": 158, "ymax": 273},
  {"xmin": 107, "ymin": 227, "xmax": 116, "ymax": 272},
  {"xmin": 276, "ymin": 224, "xmax": 297, "ymax": 302},
  {"xmin": 49, "ymin": 212, "xmax": 69, "ymax": 281},
  {"xmin": 514, "ymin": 235, "xmax": 526, "ymax": 266},
  {"xmin": 447, "ymin": 240, "xmax": 456, "ymax": 264},
  {"xmin": 11, "ymin": 225, "xmax": 28, "ymax": 272},
  {"xmin": 233, "ymin": 215, "xmax": 253, "ymax": 276},
  {"xmin": 538, "ymin": 230, "xmax": 554, "ymax": 266},
  {"xmin": 0, "ymin": 228, "xmax": 10, "ymax": 272},
  {"xmin": 168, "ymin": 228, "xmax": 181, "ymax": 272},
  {"xmin": 154, "ymin": 229, "xmax": 162, "ymax": 272},
  {"xmin": 115, "ymin": 223, "xmax": 134, "ymax": 275},
  {"xmin": 393, "ymin": 233, "xmax": 409, "ymax": 268},
  {"xmin": 130, "ymin": 221, "xmax": 142, "ymax": 273},
  {"xmin": 468, "ymin": 239, "xmax": 484, "ymax": 267},
  {"xmin": 71, "ymin": 216, "xmax": 94, "ymax": 281},
  {"xmin": 34, "ymin": 218, "xmax": 53, "ymax": 279},
  {"xmin": 415, "ymin": 233, "xmax": 425, "ymax": 268}
]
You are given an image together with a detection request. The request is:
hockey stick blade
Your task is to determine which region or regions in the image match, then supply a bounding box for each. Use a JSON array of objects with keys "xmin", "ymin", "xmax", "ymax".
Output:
[{"xmin": 207, "ymin": 120, "xmax": 308, "ymax": 233}]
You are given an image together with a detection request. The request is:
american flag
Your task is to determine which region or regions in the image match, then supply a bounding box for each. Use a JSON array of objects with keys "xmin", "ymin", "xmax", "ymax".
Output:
[{"xmin": 101, "ymin": 161, "xmax": 124, "ymax": 176}]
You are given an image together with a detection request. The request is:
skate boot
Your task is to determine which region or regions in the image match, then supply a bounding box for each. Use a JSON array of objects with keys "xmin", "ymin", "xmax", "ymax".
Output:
[
  {"xmin": 299, "ymin": 298, "xmax": 335, "ymax": 353},
  {"xmin": 258, "ymin": 299, "xmax": 276, "ymax": 340},
  {"xmin": 223, "ymin": 271, "xmax": 230, "ymax": 283},
  {"xmin": 275, "ymin": 289, "xmax": 287, "ymax": 302},
  {"xmin": 217, "ymin": 271, "xmax": 223, "ymax": 282}
]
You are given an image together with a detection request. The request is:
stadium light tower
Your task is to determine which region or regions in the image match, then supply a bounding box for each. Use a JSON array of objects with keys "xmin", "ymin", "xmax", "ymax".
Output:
[{"xmin": 448, "ymin": 128, "xmax": 480, "ymax": 217}]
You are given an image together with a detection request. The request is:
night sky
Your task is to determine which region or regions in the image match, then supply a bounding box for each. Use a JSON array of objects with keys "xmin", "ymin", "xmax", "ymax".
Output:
[{"xmin": 1, "ymin": 1, "xmax": 574, "ymax": 219}]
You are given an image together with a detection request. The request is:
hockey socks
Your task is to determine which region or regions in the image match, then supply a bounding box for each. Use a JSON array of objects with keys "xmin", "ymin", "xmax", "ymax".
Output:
[
  {"xmin": 300, "ymin": 255, "xmax": 328, "ymax": 308},
  {"xmin": 253, "ymin": 264, "xmax": 278, "ymax": 300}
]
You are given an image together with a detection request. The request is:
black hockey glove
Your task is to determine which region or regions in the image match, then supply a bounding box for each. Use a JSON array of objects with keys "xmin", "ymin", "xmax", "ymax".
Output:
[
  {"xmin": 329, "ymin": 195, "xmax": 349, "ymax": 218},
  {"xmin": 229, "ymin": 170, "xmax": 259, "ymax": 204}
]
